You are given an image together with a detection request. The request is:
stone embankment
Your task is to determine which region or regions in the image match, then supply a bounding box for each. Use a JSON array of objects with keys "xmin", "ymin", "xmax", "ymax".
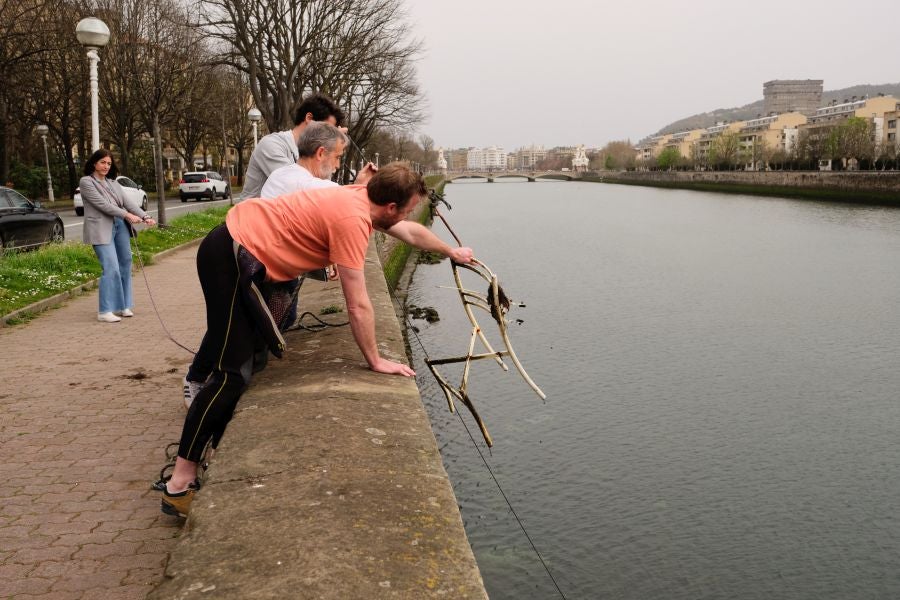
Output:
[
  {"xmin": 589, "ymin": 170, "xmax": 900, "ymax": 204},
  {"xmin": 1, "ymin": 185, "xmax": 486, "ymax": 598},
  {"xmin": 150, "ymin": 238, "xmax": 487, "ymax": 599}
]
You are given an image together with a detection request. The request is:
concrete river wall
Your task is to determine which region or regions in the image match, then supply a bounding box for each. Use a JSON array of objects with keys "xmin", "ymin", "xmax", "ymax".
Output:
[
  {"xmin": 149, "ymin": 239, "xmax": 488, "ymax": 599},
  {"xmin": 590, "ymin": 170, "xmax": 900, "ymax": 204}
]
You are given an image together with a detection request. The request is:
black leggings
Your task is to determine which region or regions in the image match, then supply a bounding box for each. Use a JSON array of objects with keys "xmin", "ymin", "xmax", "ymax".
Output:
[{"xmin": 179, "ymin": 224, "xmax": 257, "ymax": 462}]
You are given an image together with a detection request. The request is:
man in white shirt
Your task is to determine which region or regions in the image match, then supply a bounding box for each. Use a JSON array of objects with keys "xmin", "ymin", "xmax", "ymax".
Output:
[
  {"xmin": 261, "ymin": 122, "xmax": 345, "ymax": 198},
  {"xmin": 240, "ymin": 94, "xmax": 345, "ymax": 200}
]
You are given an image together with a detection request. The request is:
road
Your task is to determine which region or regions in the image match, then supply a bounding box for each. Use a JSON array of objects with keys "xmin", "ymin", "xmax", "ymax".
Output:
[{"xmin": 60, "ymin": 196, "xmax": 234, "ymax": 242}]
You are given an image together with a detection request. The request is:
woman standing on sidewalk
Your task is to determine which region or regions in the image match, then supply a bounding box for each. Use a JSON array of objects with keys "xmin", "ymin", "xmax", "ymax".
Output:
[{"xmin": 80, "ymin": 149, "xmax": 156, "ymax": 323}]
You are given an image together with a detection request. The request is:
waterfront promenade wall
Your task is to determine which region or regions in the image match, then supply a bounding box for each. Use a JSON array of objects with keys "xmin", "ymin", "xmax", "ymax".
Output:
[
  {"xmin": 150, "ymin": 238, "xmax": 488, "ymax": 599},
  {"xmin": 590, "ymin": 171, "xmax": 900, "ymax": 204}
]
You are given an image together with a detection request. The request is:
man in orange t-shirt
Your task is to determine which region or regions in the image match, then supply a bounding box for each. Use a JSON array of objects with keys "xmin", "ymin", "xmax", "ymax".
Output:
[{"xmin": 161, "ymin": 163, "xmax": 474, "ymax": 517}]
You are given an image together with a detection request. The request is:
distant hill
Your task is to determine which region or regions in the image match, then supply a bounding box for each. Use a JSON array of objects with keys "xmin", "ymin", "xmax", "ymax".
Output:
[{"xmin": 656, "ymin": 82, "xmax": 900, "ymax": 135}]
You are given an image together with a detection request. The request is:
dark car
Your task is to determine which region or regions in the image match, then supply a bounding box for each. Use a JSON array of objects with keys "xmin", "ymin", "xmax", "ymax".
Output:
[{"xmin": 0, "ymin": 186, "xmax": 64, "ymax": 250}]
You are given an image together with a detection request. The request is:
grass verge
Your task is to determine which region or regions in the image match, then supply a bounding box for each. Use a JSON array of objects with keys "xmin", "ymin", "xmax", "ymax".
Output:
[{"xmin": 0, "ymin": 206, "xmax": 229, "ymax": 317}]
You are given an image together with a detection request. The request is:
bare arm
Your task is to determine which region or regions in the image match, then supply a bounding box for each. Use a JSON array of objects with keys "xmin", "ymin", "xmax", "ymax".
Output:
[
  {"xmin": 354, "ymin": 162, "xmax": 377, "ymax": 186},
  {"xmin": 385, "ymin": 221, "xmax": 474, "ymax": 264},
  {"xmin": 337, "ymin": 264, "xmax": 415, "ymax": 376}
]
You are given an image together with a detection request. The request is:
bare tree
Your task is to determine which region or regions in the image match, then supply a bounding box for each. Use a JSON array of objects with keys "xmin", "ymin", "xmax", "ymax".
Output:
[
  {"xmin": 199, "ymin": 0, "xmax": 425, "ymax": 165},
  {"xmin": 107, "ymin": 0, "xmax": 203, "ymax": 224},
  {"xmin": 21, "ymin": 0, "xmax": 92, "ymax": 194},
  {"xmin": 0, "ymin": 0, "xmax": 52, "ymax": 182},
  {"xmin": 709, "ymin": 131, "xmax": 740, "ymax": 170},
  {"xmin": 170, "ymin": 67, "xmax": 222, "ymax": 170}
]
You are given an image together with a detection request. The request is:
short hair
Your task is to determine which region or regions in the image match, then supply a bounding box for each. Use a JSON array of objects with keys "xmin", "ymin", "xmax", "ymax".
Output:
[
  {"xmin": 84, "ymin": 149, "xmax": 118, "ymax": 178},
  {"xmin": 296, "ymin": 122, "xmax": 348, "ymax": 158},
  {"xmin": 366, "ymin": 162, "xmax": 427, "ymax": 208},
  {"xmin": 292, "ymin": 93, "xmax": 345, "ymax": 127}
]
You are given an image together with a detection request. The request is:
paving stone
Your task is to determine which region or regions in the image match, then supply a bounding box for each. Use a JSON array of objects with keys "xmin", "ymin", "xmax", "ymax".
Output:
[
  {"xmin": 0, "ymin": 245, "xmax": 203, "ymax": 598},
  {"xmin": 29, "ymin": 559, "xmax": 101, "ymax": 578},
  {"xmin": 0, "ymin": 575, "xmax": 54, "ymax": 595},
  {"xmin": 49, "ymin": 569, "xmax": 127, "ymax": 592},
  {"xmin": 9, "ymin": 546, "xmax": 78, "ymax": 564}
]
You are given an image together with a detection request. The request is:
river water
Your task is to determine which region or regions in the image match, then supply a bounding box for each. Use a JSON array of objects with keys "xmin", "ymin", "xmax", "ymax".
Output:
[{"xmin": 405, "ymin": 180, "xmax": 900, "ymax": 599}]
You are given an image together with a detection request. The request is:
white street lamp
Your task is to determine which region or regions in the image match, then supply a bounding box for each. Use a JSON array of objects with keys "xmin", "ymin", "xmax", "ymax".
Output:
[
  {"xmin": 374, "ymin": 152, "xmax": 379, "ymax": 168},
  {"xmin": 247, "ymin": 108, "xmax": 262, "ymax": 149},
  {"xmin": 75, "ymin": 17, "xmax": 110, "ymax": 152},
  {"xmin": 35, "ymin": 124, "xmax": 54, "ymax": 203}
]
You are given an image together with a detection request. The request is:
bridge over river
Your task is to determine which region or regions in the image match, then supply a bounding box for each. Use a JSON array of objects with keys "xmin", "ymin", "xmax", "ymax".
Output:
[{"xmin": 445, "ymin": 170, "xmax": 583, "ymax": 183}]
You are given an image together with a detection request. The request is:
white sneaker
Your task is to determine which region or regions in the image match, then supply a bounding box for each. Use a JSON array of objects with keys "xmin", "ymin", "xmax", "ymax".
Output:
[
  {"xmin": 98, "ymin": 312, "xmax": 122, "ymax": 323},
  {"xmin": 182, "ymin": 376, "xmax": 205, "ymax": 410},
  {"xmin": 116, "ymin": 308, "xmax": 134, "ymax": 317}
]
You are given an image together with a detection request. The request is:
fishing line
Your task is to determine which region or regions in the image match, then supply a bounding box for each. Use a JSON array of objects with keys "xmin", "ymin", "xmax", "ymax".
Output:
[
  {"xmin": 130, "ymin": 223, "xmax": 197, "ymax": 355},
  {"xmin": 130, "ymin": 224, "xmax": 348, "ymax": 353},
  {"xmin": 398, "ymin": 264, "xmax": 569, "ymax": 600}
]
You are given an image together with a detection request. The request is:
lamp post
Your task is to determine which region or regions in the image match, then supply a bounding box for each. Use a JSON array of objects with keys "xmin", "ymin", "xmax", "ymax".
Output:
[
  {"xmin": 374, "ymin": 152, "xmax": 379, "ymax": 168},
  {"xmin": 75, "ymin": 17, "xmax": 110, "ymax": 152},
  {"xmin": 247, "ymin": 108, "xmax": 261, "ymax": 149},
  {"xmin": 35, "ymin": 124, "xmax": 54, "ymax": 203}
]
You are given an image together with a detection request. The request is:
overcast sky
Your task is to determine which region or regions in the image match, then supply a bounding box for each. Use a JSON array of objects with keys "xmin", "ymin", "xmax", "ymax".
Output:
[{"xmin": 404, "ymin": 0, "xmax": 899, "ymax": 151}]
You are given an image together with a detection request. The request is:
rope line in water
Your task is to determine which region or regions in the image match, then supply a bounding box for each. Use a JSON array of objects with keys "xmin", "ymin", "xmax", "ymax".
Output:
[
  {"xmin": 402, "ymin": 293, "xmax": 569, "ymax": 600},
  {"xmin": 131, "ymin": 207, "xmax": 568, "ymax": 597}
]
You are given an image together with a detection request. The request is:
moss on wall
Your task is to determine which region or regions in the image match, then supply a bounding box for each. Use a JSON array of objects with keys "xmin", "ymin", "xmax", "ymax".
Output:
[{"xmin": 381, "ymin": 177, "xmax": 444, "ymax": 289}]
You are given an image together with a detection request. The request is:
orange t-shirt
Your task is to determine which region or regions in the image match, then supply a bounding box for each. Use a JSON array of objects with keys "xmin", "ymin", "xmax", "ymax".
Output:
[{"xmin": 225, "ymin": 185, "xmax": 372, "ymax": 282}]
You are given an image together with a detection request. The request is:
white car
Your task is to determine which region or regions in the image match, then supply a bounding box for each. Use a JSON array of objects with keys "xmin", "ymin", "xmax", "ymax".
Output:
[
  {"xmin": 74, "ymin": 175, "xmax": 149, "ymax": 216},
  {"xmin": 179, "ymin": 171, "xmax": 230, "ymax": 202}
]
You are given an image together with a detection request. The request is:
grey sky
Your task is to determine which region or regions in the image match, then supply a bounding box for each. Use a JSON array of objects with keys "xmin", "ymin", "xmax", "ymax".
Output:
[{"xmin": 404, "ymin": 0, "xmax": 899, "ymax": 150}]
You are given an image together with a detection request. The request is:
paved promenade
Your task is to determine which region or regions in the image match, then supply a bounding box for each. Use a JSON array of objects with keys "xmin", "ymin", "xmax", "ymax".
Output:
[{"xmin": 0, "ymin": 244, "xmax": 206, "ymax": 599}]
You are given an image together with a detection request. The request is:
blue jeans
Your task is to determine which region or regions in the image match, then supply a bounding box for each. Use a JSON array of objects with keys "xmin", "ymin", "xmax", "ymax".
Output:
[{"xmin": 93, "ymin": 217, "xmax": 133, "ymax": 314}]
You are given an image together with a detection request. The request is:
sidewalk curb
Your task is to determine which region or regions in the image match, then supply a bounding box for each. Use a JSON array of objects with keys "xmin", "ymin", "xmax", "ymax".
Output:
[{"xmin": 0, "ymin": 237, "xmax": 203, "ymax": 327}]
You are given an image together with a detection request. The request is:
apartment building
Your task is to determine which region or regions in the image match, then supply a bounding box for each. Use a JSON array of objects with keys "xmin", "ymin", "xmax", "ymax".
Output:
[
  {"xmin": 508, "ymin": 144, "xmax": 547, "ymax": 170},
  {"xmin": 693, "ymin": 122, "xmax": 744, "ymax": 163},
  {"xmin": 800, "ymin": 95, "xmax": 900, "ymax": 166},
  {"xmin": 466, "ymin": 146, "xmax": 507, "ymax": 171},
  {"xmin": 883, "ymin": 110, "xmax": 899, "ymax": 151},
  {"xmin": 737, "ymin": 112, "xmax": 807, "ymax": 169},
  {"xmin": 635, "ymin": 134, "xmax": 669, "ymax": 162},
  {"xmin": 441, "ymin": 148, "xmax": 470, "ymax": 172},
  {"xmin": 663, "ymin": 129, "xmax": 704, "ymax": 160}
]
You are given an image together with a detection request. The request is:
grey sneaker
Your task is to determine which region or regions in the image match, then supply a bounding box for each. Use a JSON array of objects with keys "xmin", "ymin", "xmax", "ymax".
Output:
[{"xmin": 182, "ymin": 376, "xmax": 204, "ymax": 410}]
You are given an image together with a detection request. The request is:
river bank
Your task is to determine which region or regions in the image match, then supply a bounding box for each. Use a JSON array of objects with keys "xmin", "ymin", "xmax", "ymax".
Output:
[{"xmin": 584, "ymin": 170, "xmax": 900, "ymax": 205}]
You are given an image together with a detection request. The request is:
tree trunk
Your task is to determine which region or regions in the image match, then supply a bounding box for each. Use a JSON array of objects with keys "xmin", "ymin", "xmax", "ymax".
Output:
[
  {"xmin": 0, "ymin": 94, "xmax": 9, "ymax": 184},
  {"xmin": 153, "ymin": 113, "xmax": 167, "ymax": 226}
]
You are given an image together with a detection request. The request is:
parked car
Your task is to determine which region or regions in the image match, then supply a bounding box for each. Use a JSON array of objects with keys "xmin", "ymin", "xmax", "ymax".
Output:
[
  {"xmin": 73, "ymin": 175, "xmax": 149, "ymax": 216},
  {"xmin": 179, "ymin": 171, "xmax": 230, "ymax": 202},
  {"xmin": 0, "ymin": 186, "xmax": 64, "ymax": 250}
]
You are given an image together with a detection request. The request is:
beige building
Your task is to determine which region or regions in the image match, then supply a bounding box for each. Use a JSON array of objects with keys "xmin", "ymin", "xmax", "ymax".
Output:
[
  {"xmin": 509, "ymin": 145, "xmax": 547, "ymax": 170},
  {"xmin": 635, "ymin": 134, "xmax": 670, "ymax": 163},
  {"xmin": 442, "ymin": 148, "xmax": 470, "ymax": 172},
  {"xmin": 663, "ymin": 129, "xmax": 704, "ymax": 160},
  {"xmin": 693, "ymin": 122, "xmax": 744, "ymax": 164},
  {"xmin": 737, "ymin": 112, "xmax": 807, "ymax": 169},
  {"xmin": 799, "ymin": 95, "xmax": 900, "ymax": 167}
]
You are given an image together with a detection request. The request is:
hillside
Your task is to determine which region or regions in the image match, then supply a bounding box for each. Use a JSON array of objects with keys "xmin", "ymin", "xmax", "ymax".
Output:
[{"xmin": 656, "ymin": 82, "xmax": 900, "ymax": 135}]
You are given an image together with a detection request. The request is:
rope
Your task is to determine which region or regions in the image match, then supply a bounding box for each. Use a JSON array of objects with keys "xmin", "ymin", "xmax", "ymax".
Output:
[
  {"xmin": 286, "ymin": 310, "xmax": 350, "ymax": 332},
  {"xmin": 130, "ymin": 225, "xmax": 197, "ymax": 355},
  {"xmin": 399, "ymin": 263, "xmax": 569, "ymax": 600}
]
